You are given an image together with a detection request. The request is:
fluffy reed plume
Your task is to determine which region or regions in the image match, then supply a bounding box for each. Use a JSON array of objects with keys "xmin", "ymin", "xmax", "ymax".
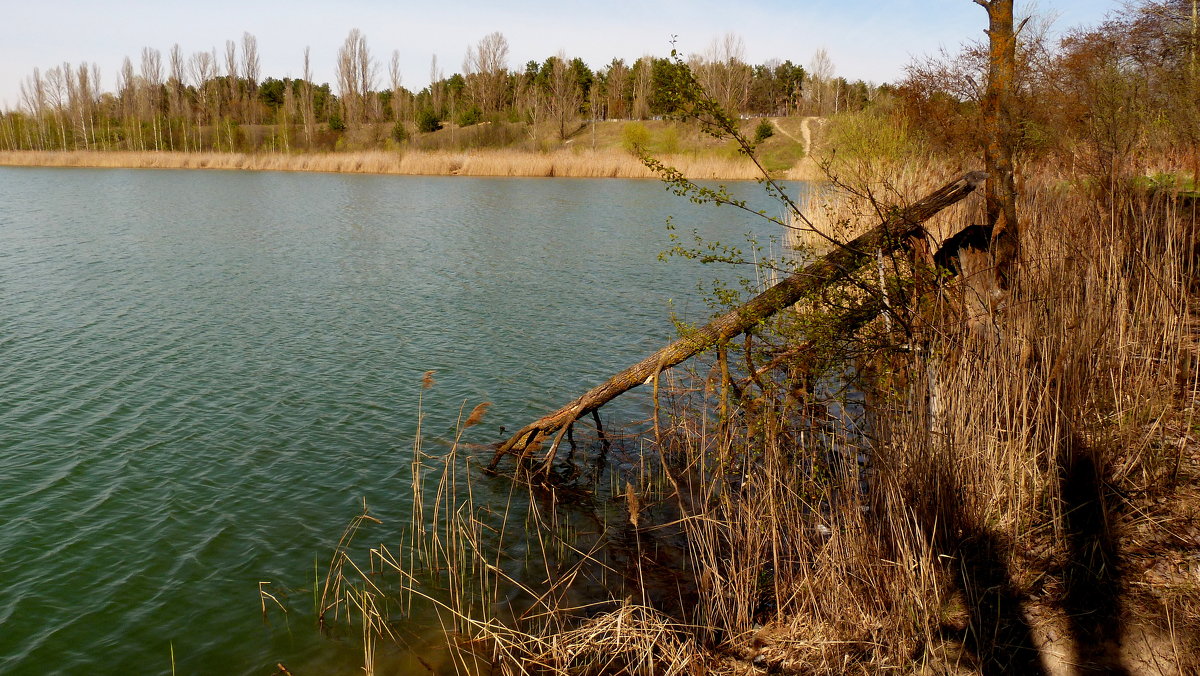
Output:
[
  {"xmin": 464, "ymin": 402, "xmax": 491, "ymax": 429},
  {"xmin": 624, "ymin": 481, "xmax": 641, "ymax": 528}
]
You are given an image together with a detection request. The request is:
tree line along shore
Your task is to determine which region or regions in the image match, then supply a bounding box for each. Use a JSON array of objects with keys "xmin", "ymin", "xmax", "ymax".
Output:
[
  {"xmin": 0, "ymin": 29, "xmax": 857, "ymax": 162},
  {"xmin": 0, "ymin": 117, "xmax": 819, "ymax": 180}
]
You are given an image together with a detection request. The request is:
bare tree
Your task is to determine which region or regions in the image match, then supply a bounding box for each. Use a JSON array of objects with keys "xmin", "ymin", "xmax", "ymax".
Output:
[
  {"xmin": 118, "ymin": 56, "xmax": 142, "ymax": 149},
  {"xmin": 464, "ymin": 31, "xmax": 510, "ymax": 114},
  {"xmin": 224, "ymin": 39, "xmax": 239, "ymax": 124},
  {"xmin": 86, "ymin": 63, "xmax": 102, "ymax": 147},
  {"xmin": 141, "ymin": 47, "xmax": 164, "ymax": 150},
  {"xmin": 241, "ymin": 32, "xmax": 261, "ymax": 124},
  {"xmin": 20, "ymin": 68, "xmax": 49, "ymax": 149},
  {"xmin": 168, "ymin": 44, "xmax": 186, "ymax": 149},
  {"xmin": 808, "ymin": 48, "xmax": 835, "ymax": 115},
  {"xmin": 546, "ymin": 51, "xmax": 582, "ymax": 140},
  {"xmin": 44, "ymin": 65, "xmax": 69, "ymax": 148},
  {"xmin": 389, "ymin": 50, "xmax": 404, "ymax": 122},
  {"xmin": 429, "ymin": 54, "xmax": 444, "ymax": 114},
  {"xmin": 337, "ymin": 28, "xmax": 377, "ymax": 124},
  {"xmin": 515, "ymin": 70, "xmax": 546, "ymax": 138},
  {"xmin": 589, "ymin": 77, "xmax": 601, "ymax": 148},
  {"xmin": 695, "ymin": 33, "xmax": 752, "ymax": 116},
  {"xmin": 301, "ymin": 47, "xmax": 316, "ymax": 146},
  {"xmin": 632, "ymin": 56, "xmax": 653, "ymax": 120},
  {"xmin": 69, "ymin": 62, "xmax": 96, "ymax": 148},
  {"xmin": 281, "ymin": 77, "xmax": 296, "ymax": 151},
  {"xmin": 604, "ymin": 58, "xmax": 630, "ymax": 119},
  {"xmin": 190, "ymin": 50, "xmax": 217, "ymax": 149}
]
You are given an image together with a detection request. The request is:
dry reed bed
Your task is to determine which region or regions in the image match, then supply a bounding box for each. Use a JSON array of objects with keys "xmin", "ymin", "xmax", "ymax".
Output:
[
  {"xmin": 310, "ymin": 171, "xmax": 1198, "ymax": 675},
  {"xmin": 752, "ymin": 178, "xmax": 1197, "ymax": 672},
  {"xmin": 0, "ymin": 149, "xmax": 800, "ymax": 181}
]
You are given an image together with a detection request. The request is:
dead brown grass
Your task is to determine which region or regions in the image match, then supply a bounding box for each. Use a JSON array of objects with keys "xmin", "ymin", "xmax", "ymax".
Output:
[
  {"xmin": 690, "ymin": 174, "xmax": 1198, "ymax": 673},
  {"xmin": 299, "ymin": 164, "xmax": 1198, "ymax": 675}
]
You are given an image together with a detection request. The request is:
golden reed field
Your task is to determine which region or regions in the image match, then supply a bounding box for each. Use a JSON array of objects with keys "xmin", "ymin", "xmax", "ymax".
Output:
[{"xmin": 0, "ymin": 149, "xmax": 822, "ymax": 181}]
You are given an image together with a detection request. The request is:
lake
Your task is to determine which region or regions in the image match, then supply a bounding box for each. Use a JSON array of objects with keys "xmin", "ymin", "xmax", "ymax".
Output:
[{"xmin": 0, "ymin": 167, "xmax": 802, "ymax": 674}]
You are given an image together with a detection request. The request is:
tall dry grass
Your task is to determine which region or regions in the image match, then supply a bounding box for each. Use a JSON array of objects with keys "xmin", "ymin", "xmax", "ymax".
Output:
[
  {"xmin": 0, "ymin": 149, "xmax": 771, "ymax": 180},
  {"xmin": 694, "ymin": 175, "xmax": 1196, "ymax": 672},
  {"xmin": 306, "ymin": 168, "xmax": 1197, "ymax": 674}
]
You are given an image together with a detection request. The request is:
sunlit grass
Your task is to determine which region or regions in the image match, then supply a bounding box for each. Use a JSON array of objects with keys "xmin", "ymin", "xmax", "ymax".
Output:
[{"xmin": 0, "ymin": 148, "xmax": 789, "ymax": 180}]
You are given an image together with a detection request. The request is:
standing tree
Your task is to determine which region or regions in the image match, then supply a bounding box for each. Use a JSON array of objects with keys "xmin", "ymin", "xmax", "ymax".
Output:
[
  {"xmin": 241, "ymin": 33, "xmax": 261, "ymax": 125},
  {"xmin": 167, "ymin": 45, "xmax": 187, "ymax": 150},
  {"xmin": 190, "ymin": 50, "xmax": 218, "ymax": 150},
  {"xmin": 118, "ymin": 56, "xmax": 141, "ymax": 149},
  {"xmin": 544, "ymin": 52, "xmax": 582, "ymax": 140},
  {"xmin": 301, "ymin": 47, "xmax": 316, "ymax": 147},
  {"xmin": 337, "ymin": 29, "xmax": 377, "ymax": 125},
  {"xmin": 603, "ymin": 58, "xmax": 630, "ymax": 119},
  {"xmin": 140, "ymin": 47, "xmax": 164, "ymax": 151},
  {"xmin": 388, "ymin": 50, "xmax": 405, "ymax": 123},
  {"xmin": 428, "ymin": 54, "xmax": 445, "ymax": 117},
  {"xmin": 43, "ymin": 65, "xmax": 68, "ymax": 148},
  {"xmin": 631, "ymin": 56, "xmax": 653, "ymax": 120},
  {"xmin": 975, "ymin": 0, "xmax": 1020, "ymax": 290},
  {"xmin": 694, "ymin": 33, "xmax": 752, "ymax": 117},
  {"xmin": 463, "ymin": 32, "xmax": 510, "ymax": 115},
  {"xmin": 807, "ymin": 48, "xmax": 835, "ymax": 115},
  {"xmin": 221, "ymin": 41, "xmax": 241, "ymax": 149},
  {"xmin": 515, "ymin": 61, "xmax": 545, "ymax": 137},
  {"xmin": 224, "ymin": 40, "xmax": 239, "ymax": 125},
  {"xmin": 69, "ymin": 62, "xmax": 97, "ymax": 149}
]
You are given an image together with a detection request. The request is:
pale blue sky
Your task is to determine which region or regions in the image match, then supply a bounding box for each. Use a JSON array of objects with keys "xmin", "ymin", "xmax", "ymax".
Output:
[{"xmin": 0, "ymin": 0, "xmax": 1123, "ymax": 109}]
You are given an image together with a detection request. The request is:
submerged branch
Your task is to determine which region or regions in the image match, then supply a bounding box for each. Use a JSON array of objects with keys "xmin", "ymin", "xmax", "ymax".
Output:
[{"xmin": 487, "ymin": 171, "xmax": 987, "ymax": 473}]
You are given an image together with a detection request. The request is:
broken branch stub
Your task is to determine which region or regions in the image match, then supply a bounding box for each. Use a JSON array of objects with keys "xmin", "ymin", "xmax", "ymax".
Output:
[{"xmin": 487, "ymin": 171, "xmax": 987, "ymax": 473}]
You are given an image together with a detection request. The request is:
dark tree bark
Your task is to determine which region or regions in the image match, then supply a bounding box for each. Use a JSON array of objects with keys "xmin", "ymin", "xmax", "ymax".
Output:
[{"xmin": 488, "ymin": 171, "xmax": 988, "ymax": 473}]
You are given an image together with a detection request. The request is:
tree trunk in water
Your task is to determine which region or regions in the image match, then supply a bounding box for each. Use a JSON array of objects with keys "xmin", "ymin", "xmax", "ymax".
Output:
[{"xmin": 487, "ymin": 171, "xmax": 988, "ymax": 472}]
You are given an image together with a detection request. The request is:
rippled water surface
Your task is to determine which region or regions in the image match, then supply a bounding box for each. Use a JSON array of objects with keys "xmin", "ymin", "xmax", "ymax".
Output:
[{"xmin": 0, "ymin": 167, "xmax": 799, "ymax": 674}]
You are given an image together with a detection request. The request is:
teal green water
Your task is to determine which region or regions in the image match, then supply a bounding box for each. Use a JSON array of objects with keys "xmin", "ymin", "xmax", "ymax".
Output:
[{"xmin": 0, "ymin": 167, "xmax": 798, "ymax": 674}]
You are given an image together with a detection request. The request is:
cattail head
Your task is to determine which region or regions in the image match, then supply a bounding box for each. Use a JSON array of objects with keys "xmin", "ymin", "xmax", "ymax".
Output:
[
  {"xmin": 422, "ymin": 370, "xmax": 436, "ymax": 389},
  {"xmin": 625, "ymin": 481, "xmax": 641, "ymax": 528},
  {"xmin": 464, "ymin": 402, "xmax": 491, "ymax": 428}
]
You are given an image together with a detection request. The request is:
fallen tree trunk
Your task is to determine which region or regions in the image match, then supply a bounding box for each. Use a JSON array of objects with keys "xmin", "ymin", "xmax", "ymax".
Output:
[{"xmin": 487, "ymin": 171, "xmax": 987, "ymax": 473}]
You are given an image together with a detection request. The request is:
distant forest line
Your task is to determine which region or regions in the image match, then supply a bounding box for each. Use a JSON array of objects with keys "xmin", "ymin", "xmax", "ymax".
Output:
[
  {"xmin": 0, "ymin": 31, "xmax": 871, "ymax": 154},
  {"xmin": 2, "ymin": 0, "xmax": 1197, "ymax": 180}
]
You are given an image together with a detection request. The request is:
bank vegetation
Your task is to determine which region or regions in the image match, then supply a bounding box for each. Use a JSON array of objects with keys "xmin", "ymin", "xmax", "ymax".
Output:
[{"xmin": 283, "ymin": 1, "xmax": 1200, "ymax": 674}]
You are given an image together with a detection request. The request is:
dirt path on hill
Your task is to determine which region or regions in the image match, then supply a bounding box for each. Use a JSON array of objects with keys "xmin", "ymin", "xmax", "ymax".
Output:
[{"xmin": 771, "ymin": 117, "xmax": 818, "ymax": 155}]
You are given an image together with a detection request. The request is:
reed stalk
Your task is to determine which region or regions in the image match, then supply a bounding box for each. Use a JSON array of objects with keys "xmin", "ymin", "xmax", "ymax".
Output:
[{"xmin": 302, "ymin": 164, "xmax": 1198, "ymax": 674}]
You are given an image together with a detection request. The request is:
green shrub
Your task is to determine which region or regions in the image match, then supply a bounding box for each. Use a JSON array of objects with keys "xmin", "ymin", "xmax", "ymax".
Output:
[
  {"xmin": 658, "ymin": 126, "xmax": 680, "ymax": 154},
  {"xmin": 824, "ymin": 109, "xmax": 920, "ymax": 169},
  {"xmin": 456, "ymin": 106, "xmax": 482, "ymax": 127},
  {"xmin": 754, "ymin": 119, "xmax": 775, "ymax": 143},
  {"xmin": 416, "ymin": 109, "xmax": 443, "ymax": 133},
  {"xmin": 622, "ymin": 122, "xmax": 650, "ymax": 154},
  {"xmin": 327, "ymin": 112, "xmax": 345, "ymax": 132},
  {"xmin": 391, "ymin": 120, "xmax": 408, "ymax": 143}
]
